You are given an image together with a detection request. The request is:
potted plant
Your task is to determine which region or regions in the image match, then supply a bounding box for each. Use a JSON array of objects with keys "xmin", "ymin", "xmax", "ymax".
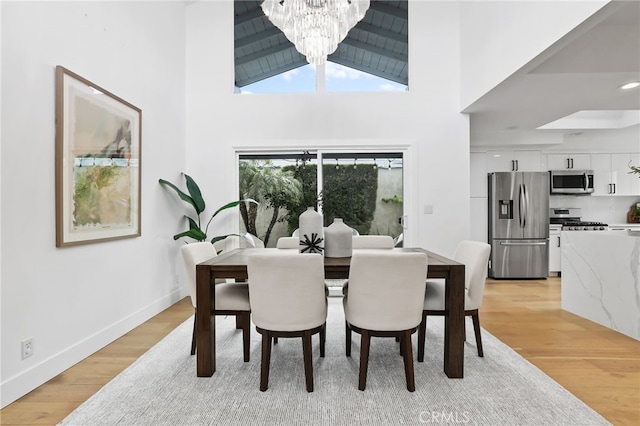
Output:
[{"xmin": 159, "ymin": 173, "xmax": 257, "ymax": 244}]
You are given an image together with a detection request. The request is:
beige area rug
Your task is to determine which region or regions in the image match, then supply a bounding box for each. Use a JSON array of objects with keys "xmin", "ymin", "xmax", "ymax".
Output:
[{"xmin": 60, "ymin": 298, "xmax": 610, "ymax": 425}]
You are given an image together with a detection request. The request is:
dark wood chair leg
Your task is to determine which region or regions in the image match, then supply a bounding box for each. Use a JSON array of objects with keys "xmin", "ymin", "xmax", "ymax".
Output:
[
  {"xmin": 417, "ymin": 312, "xmax": 427, "ymax": 362},
  {"xmin": 242, "ymin": 312, "xmax": 250, "ymax": 362},
  {"xmin": 463, "ymin": 315, "xmax": 467, "ymax": 341},
  {"xmin": 358, "ymin": 330, "xmax": 371, "ymax": 391},
  {"xmin": 260, "ymin": 332, "xmax": 272, "ymax": 392},
  {"xmin": 190, "ymin": 315, "xmax": 197, "ymax": 356},
  {"xmin": 345, "ymin": 320, "xmax": 352, "ymax": 357},
  {"xmin": 235, "ymin": 315, "xmax": 242, "ymax": 329},
  {"xmin": 302, "ymin": 330, "xmax": 314, "ymax": 392},
  {"xmin": 471, "ymin": 311, "xmax": 484, "ymax": 357},
  {"xmin": 274, "ymin": 337, "xmax": 278, "ymax": 345},
  {"xmin": 402, "ymin": 330, "xmax": 416, "ymax": 392},
  {"xmin": 319, "ymin": 323, "xmax": 326, "ymax": 358}
]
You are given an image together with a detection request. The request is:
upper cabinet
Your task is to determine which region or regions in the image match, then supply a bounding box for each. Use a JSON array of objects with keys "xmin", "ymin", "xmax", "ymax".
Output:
[
  {"xmin": 613, "ymin": 153, "xmax": 640, "ymax": 196},
  {"xmin": 486, "ymin": 150, "xmax": 542, "ymax": 172},
  {"xmin": 473, "ymin": 149, "xmax": 638, "ymax": 197},
  {"xmin": 591, "ymin": 154, "xmax": 613, "ymax": 195},
  {"xmin": 547, "ymin": 153, "xmax": 591, "ymax": 170},
  {"xmin": 592, "ymin": 153, "xmax": 640, "ymax": 196}
]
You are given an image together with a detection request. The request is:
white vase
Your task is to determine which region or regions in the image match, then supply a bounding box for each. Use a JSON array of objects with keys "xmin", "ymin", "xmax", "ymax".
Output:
[
  {"xmin": 324, "ymin": 218, "xmax": 353, "ymax": 258},
  {"xmin": 298, "ymin": 207, "xmax": 324, "ymax": 254}
]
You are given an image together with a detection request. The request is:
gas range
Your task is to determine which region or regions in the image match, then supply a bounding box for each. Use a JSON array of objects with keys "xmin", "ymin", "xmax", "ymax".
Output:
[
  {"xmin": 561, "ymin": 221, "xmax": 609, "ymax": 231},
  {"xmin": 549, "ymin": 208, "xmax": 609, "ymax": 231}
]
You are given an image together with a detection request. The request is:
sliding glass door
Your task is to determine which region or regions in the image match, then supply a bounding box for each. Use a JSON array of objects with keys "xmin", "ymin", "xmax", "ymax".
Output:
[
  {"xmin": 320, "ymin": 153, "xmax": 403, "ymax": 239},
  {"xmin": 238, "ymin": 151, "xmax": 403, "ymax": 247}
]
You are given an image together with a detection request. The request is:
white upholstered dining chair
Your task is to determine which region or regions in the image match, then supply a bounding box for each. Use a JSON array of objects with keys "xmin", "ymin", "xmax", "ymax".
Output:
[
  {"xmin": 247, "ymin": 251, "xmax": 327, "ymax": 392},
  {"xmin": 351, "ymin": 235, "xmax": 394, "ymax": 249},
  {"xmin": 343, "ymin": 251, "xmax": 428, "ymax": 391},
  {"xmin": 181, "ymin": 242, "xmax": 251, "ymax": 361},
  {"xmin": 417, "ymin": 240, "xmax": 491, "ymax": 361},
  {"xmin": 241, "ymin": 233, "xmax": 265, "ymax": 248},
  {"xmin": 340, "ymin": 235, "xmax": 395, "ymax": 297},
  {"xmin": 276, "ymin": 236, "xmax": 300, "ymax": 249},
  {"xmin": 213, "ymin": 233, "xmax": 264, "ymax": 253},
  {"xmin": 292, "ymin": 227, "xmax": 359, "ymax": 237}
]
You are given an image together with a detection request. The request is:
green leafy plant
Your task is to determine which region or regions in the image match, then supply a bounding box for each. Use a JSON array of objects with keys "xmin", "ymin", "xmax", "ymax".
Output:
[
  {"xmin": 159, "ymin": 173, "xmax": 257, "ymax": 244},
  {"xmin": 321, "ymin": 163, "xmax": 378, "ymax": 234},
  {"xmin": 629, "ymin": 163, "xmax": 640, "ymax": 177},
  {"xmin": 238, "ymin": 160, "xmax": 302, "ymax": 246},
  {"xmin": 382, "ymin": 195, "xmax": 403, "ymax": 204},
  {"xmin": 282, "ymin": 162, "xmax": 319, "ymax": 235}
]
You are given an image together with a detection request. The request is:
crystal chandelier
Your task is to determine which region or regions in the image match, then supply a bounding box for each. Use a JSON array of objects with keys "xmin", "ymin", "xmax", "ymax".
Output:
[{"xmin": 261, "ymin": 0, "xmax": 370, "ymax": 65}]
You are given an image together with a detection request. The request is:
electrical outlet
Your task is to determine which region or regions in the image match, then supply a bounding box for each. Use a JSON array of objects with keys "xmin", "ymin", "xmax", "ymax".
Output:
[{"xmin": 21, "ymin": 338, "xmax": 33, "ymax": 359}]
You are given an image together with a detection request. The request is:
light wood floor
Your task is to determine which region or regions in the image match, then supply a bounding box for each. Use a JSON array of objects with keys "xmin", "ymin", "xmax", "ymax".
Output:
[{"xmin": 2, "ymin": 277, "xmax": 639, "ymax": 425}]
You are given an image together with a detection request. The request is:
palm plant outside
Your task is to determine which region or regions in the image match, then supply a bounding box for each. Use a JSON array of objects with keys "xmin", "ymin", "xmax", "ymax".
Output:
[
  {"xmin": 239, "ymin": 160, "xmax": 302, "ymax": 246},
  {"xmin": 282, "ymin": 162, "xmax": 319, "ymax": 233}
]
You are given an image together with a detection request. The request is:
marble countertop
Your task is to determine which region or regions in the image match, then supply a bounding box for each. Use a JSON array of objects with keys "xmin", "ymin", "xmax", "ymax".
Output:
[{"xmin": 561, "ymin": 230, "xmax": 640, "ymax": 340}]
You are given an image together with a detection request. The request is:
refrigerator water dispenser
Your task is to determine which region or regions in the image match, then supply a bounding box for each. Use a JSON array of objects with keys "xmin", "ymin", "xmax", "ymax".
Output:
[{"xmin": 499, "ymin": 200, "xmax": 513, "ymax": 219}]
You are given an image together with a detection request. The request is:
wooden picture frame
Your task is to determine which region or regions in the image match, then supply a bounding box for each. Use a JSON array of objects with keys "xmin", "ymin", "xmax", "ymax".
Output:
[{"xmin": 55, "ymin": 66, "xmax": 142, "ymax": 247}]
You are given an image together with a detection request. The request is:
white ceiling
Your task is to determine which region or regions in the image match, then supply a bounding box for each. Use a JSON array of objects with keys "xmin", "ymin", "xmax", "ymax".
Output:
[{"xmin": 464, "ymin": 1, "xmax": 640, "ymax": 147}]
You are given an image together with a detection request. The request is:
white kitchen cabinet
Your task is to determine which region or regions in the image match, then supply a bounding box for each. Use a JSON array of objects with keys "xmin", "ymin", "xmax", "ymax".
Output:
[
  {"xmin": 591, "ymin": 153, "xmax": 614, "ymax": 195},
  {"xmin": 469, "ymin": 197, "xmax": 488, "ymax": 244},
  {"xmin": 470, "ymin": 153, "xmax": 489, "ymax": 245},
  {"xmin": 547, "ymin": 153, "xmax": 591, "ymax": 170},
  {"xmin": 591, "ymin": 153, "xmax": 640, "ymax": 196},
  {"xmin": 470, "ymin": 152, "xmax": 488, "ymax": 197},
  {"xmin": 612, "ymin": 153, "xmax": 640, "ymax": 196},
  {"xmin": 549, "ymin": 225, "xmax": 562, "ymax": 275},
  {"xmin": 486, "ymin": 150, "xmax": 542, "ymax": 172}
]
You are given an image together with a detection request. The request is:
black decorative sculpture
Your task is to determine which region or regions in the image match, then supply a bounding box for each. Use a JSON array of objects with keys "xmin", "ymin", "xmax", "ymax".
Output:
[{"xmin": 300, "ymin": 233, "xmax": 324, "ymax": 254}]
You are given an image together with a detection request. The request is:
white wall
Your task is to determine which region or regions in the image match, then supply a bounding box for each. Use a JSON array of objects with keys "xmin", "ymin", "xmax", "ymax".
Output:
[
  {"xmin": 460, "ymin": 0, "xmax": 608, "ymax": 110},
  {"xmin": 0, "ymin": 0, "xmax": 4, "ymax": 407},
  {"xmin": 185, "ymin": 1, "xmax": 470, "ymax": 257},
  {"xmin": 1, "ymin": 2, "xmax": 188, "ymax": 407}
]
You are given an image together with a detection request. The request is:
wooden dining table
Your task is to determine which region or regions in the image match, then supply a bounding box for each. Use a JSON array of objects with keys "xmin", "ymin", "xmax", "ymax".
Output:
[{"xmin": 195, "ymin": 247, "xmax": 466, "ymax": 378}]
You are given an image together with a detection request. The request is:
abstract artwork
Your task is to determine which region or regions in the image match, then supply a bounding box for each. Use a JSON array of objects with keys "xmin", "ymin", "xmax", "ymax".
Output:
[{"xmin": 55, "ymin": 66, "xmax": 141, "ymax": 247}]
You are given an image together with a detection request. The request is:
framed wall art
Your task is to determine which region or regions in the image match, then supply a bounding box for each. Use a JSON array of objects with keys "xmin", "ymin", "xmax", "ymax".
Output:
[{"xmin": 55, "ymin": 66, "xmax": 142, "ymax": 247}]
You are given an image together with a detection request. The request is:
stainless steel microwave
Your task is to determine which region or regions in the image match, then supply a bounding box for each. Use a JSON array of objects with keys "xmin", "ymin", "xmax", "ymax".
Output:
[{"xmin": 549, "ymin": 170, "xmax": 594, "ymax": 194}]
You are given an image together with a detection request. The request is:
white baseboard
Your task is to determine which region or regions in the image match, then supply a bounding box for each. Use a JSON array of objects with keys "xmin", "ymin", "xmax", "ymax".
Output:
[{"xmin": 0, "ymin": 288, "xmax": 187, "ymax": 408}]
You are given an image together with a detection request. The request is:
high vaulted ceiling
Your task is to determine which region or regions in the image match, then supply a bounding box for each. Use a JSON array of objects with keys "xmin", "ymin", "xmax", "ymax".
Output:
[{"xmin": 234, "ymin": 0, "xmax": 408, "ymax": 88}]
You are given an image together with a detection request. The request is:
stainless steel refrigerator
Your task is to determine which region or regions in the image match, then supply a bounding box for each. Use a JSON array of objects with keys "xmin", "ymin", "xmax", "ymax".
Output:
[{"xmin": 488, "ymin": 172, "xmax": 549, "ymax": 279}]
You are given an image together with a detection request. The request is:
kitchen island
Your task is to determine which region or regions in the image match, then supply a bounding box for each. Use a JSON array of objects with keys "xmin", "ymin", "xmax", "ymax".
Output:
[{"xmin": 561, "ymin": 230, "xmax": 640, "ymax": 340}]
